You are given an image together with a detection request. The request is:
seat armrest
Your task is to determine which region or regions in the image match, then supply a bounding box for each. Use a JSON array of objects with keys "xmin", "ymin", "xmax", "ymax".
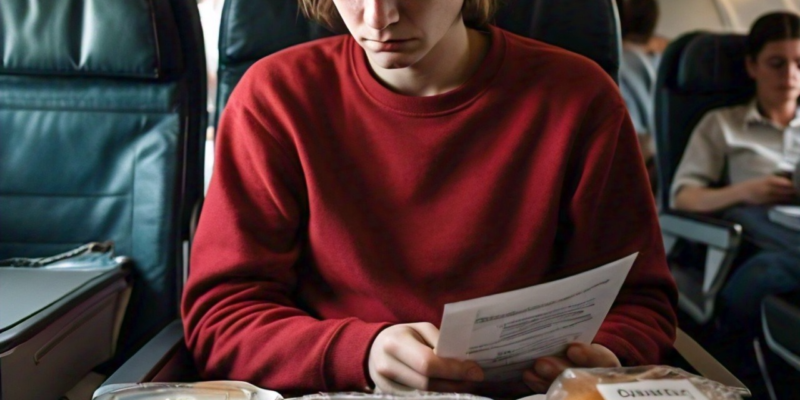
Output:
[
  {"xmin": 659, "ymin": 210, "xmax": 742, "ymax": 249},
  {"xmin": 762, "ymin": 291, "xmax": 800, "ymax": 371},
  {"xmin": 101, "ymin": 320, "xmax": 185, "ymax": 386},
  {"xmin": 673, "ymin": 328, "xmax": 749, "ymax": 396},
  {"xmin": 659, "ymin": 211, "xmax": 743, "ymax": 324}
]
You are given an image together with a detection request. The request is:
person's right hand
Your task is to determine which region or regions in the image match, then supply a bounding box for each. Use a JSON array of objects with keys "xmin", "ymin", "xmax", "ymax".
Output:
[
  {"xmin": 368, "ymin": 323, "xmax": 485, "ymax": 394},
  {"xmin": 737, "ymin": 175, "xmax": 797, "ymax": 205}
]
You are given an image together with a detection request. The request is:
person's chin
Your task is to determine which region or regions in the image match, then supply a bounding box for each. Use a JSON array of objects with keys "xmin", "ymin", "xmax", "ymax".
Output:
[{"xmin": 366, "ymin": 52, "xmax": 421, "ymax": 70}]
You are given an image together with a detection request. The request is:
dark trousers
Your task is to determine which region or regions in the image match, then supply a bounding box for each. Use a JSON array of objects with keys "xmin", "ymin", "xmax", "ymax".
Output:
[{"xmin": 717, "ymin": 207, "xmax": 800, "ymax": 399}]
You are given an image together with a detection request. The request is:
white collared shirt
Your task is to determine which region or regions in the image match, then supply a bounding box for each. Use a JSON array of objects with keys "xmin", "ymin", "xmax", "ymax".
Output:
[{"xmin": 670, "ymin": 100, "xmax": 800, "ymax": 207}]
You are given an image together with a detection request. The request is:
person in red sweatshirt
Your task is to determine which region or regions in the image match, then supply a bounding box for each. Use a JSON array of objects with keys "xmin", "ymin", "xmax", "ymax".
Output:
[{"xmin": 182, "ymin": 0, "xmax": 678, "ymax": 396}]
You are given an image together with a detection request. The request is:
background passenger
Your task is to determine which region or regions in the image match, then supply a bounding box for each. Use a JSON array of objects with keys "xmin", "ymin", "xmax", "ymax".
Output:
[
  {"xmin": 671, "ymin": 12, "xmax": 800, "ymax": 213},
  {"xmin": 616, "ymin": 0, "xmax": 666, "ymax": 196},
  {"xmin": 617, "ymin": 0, "xmax": 668, "ymax": 58},
  {"xmin": 182, "ymin": 0, "xmax": 677, "ymax": 396},
  {"xmin": 669, "ymin": 12, "xmax": 800, "ymax": 399},
  {"xmin": 616, "ymin": 0, "xmax": 662, "ymax": 135}
]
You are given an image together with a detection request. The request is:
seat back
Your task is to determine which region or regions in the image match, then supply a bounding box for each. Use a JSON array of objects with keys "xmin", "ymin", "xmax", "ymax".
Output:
[
  {"xmin": 494, "ymin": 0, "xmax": 621, "ymax": 82},
  {"xmin": 214, "ymin": 0, "xmax": 621, "ymax": 127},
  {"xmin": 654, "ymin": 32, "xmax": 753, "ymax": 325},
  {"xmin": 214, "ymin": 1, "xmax": 333, "ymax": 127},
  {"xmin": 0, "ymin": 0, "xmax": 207, "ymax": 356},
  {"xmin": 654, "ymin": 32, "xmax": 754, "ymax": 209}
]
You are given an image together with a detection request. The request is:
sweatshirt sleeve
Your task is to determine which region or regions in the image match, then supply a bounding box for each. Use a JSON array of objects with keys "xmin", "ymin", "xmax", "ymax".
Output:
[
  {"xmin": 181, "ymin": 88, "xmax": 387, "ymax": 393},
  {"xmin": 559, "ymin": 93, "xmax": 678, "ymax": 366}
]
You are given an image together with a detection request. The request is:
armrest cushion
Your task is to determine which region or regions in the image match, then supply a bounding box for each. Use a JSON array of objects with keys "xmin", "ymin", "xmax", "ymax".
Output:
[
  {"xmin": 673, "ymin": 328, "xmax": 749, "ymax": 396},
  {"xmin": 660, "ymin": 210, "xmax": 742, "ymax": 249},
  {"xmin": 101, "ymin": 320, "xmax": 185, "ymax": 386}
]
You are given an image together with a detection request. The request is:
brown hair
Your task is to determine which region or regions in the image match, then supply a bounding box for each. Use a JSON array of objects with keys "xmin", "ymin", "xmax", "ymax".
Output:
[
  {"xmin": 298, "ymin": 0, "xmax": 500, "ymax": 31},
  {"xmin": 746, "ymin": 11, "xmax": 800, "ymax": 60},
  {"xmin": 616, "ymin": 0, "xmax": 659, "ymax": 44}
]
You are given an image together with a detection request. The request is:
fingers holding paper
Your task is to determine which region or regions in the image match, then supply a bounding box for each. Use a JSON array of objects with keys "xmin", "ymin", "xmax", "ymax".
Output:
[
  {"xmin": 522, "ymin": 342, "xmax": 621, "ymax": 393},
  {"xmin": 368, "ymin": 323, "xmax": 486, "ymax": 393}
]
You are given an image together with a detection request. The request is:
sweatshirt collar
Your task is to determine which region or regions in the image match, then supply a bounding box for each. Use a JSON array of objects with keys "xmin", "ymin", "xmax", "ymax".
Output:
[{"xmin": 349, "ymin": 25, "xmax": 505, "ymax": 117}]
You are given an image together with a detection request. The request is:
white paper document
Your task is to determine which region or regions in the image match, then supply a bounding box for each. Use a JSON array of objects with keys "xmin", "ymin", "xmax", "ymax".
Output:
[{"xmin": 436, "ymin": 253, "xmax": 638, "ymax": 382}]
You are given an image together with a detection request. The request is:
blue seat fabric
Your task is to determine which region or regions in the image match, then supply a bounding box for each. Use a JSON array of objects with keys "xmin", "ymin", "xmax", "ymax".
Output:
[
  {"xmin": 654, "ymin": 33, "xmax": 755, "ymax": 209},
  {"xmin": 215, "ymin": 0, "xmax": 621, "ymax": 128},
  {"xmin": 0, "ymin": 0, "xmax": 207, "ymax": 357}
]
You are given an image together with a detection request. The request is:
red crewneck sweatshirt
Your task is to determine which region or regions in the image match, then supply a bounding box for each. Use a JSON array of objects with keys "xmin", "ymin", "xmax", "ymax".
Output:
[{"xmin": 183, "ymin": 25, "xmax": 677, "ymax": 394}]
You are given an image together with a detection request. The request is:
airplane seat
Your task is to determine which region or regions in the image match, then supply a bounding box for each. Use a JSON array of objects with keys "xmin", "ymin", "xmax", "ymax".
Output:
[
  {"xmin": 653, "ymin": 32, "xmax": 754, "ymax": 325},
  {"xmin": 0, "ymin": 0, "xmax": 206, "ymax": 398},
  {"xmin": 213, "ymin": 0, "xmax": 622, "ymax": 130},
  {"xmin": 103, "ymin": 0, "xmax": 625, "ymax": 388},
  {"xmin": 493, "ymin": 0, "xmax": 621, "ymax": 82},
  {"xmin": 103, "ymin": 0, "xmax": 741, "ymax": 392},
  {"xmin": 760, "ymin": 291, "xmax": 800, "ymax": 388},
  {"xmin": 214, "ymin": 1, "xmax": 335, "ymax": 128}
]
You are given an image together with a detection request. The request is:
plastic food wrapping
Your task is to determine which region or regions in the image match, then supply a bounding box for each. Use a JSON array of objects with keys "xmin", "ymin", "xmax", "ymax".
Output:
[
  {"xmin": 92, "ymin": 381, "xmax": 282, "ymax": 400},
  {"xmin": 544, "ymin": 366, "xmax": 747, "ymax": 400},
  {"xmin": 295, "ymin": 392, "xmax": 491, "ymax": 400},
  {"xmin": 92, "ymin": 383, "xmax": 494, "ymax": 400}
]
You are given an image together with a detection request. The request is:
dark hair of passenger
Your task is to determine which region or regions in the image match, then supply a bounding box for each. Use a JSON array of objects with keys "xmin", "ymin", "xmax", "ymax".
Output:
[
  {"xmin": 298, "ymin": 0, "xmax": 500, "ymax": 30},
  {"xmin": 616, "ymin": 0, "xmax": 659, "ymax": 44},
  {"xmin": 746, "ymin": 12, "xmax": 800, "ymax": 60}
]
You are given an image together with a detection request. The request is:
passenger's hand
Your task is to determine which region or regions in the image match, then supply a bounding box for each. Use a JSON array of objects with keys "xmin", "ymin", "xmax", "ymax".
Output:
[
  {"xmin": 522, "ymin": 343, "xmax": 621, "ymax": 393},
  {"xmin": 368, "ymin": 323, "xmax": 485, "ymax": 393},
  {"xmin": 737, "ymin": 176, "xmax": 797, "ymax": 205}
]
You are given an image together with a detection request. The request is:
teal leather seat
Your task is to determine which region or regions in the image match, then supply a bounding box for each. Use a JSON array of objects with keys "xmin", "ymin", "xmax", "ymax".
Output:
[
  {"xmin": 0, "ymin": 0, "xmax": 207, "ymax": 359},
  {"xmin": 494, "ymin": 0, "xmax": 621, "ymax": 82},
  {"xmin": 100, "ymin": 0, "xmax": 628, "ymax": 386},
  {"xmin": 214, "ymin": 0, "xmax": 621, "ymax": 127},
  {"xmin": 214, "ymin": 1, "xmax": 334, "ymax": 127},
  {"xmin": 653, "ymin": 33, "xmax": 751, "ymax": 325}
]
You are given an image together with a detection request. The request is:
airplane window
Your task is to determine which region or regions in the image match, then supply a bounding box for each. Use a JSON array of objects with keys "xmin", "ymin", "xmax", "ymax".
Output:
[
  {"xmin": 198, "ymin": 0, "xmax": 224, "ymax": 124},
  {"xmin": 655, "ymin": 0, "xmax": 727, "ymax": 39},
  {"xmin": 197, "ymin": 0, "xmax": 224, "ymax": 194}
]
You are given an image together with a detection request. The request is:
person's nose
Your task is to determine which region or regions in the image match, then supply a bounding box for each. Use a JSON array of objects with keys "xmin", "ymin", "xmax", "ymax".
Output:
[{"xmin": 364, "ymin": 0, "xmax": 399, "ymax": 31}]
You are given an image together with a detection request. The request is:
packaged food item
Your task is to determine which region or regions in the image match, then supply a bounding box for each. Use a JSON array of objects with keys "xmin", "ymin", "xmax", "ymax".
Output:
[
  {"xmin": 295, "ymin": 392, "xmax": 491, "ymax": 400},
  {"xmin": 544, "ymin": 366, "xmax": 747, "ymax": 400},
  {"xmin": 92, "ymin": 384, "xmax": 493, "ymax": 400},
  {"xmin": 92, "ymin": 381, "xmax": 282, "ymax": 400}
]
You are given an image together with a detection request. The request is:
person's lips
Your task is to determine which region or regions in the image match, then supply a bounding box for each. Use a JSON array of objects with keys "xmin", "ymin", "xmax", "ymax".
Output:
[{"xmin": 364, "ymin": 38, "xmax": 415, "ymax": 51}]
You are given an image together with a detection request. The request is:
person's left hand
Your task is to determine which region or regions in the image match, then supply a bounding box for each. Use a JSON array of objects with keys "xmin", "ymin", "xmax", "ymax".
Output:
[{"xmin": 522, "ymin": 343, "xmax": 621, "ymax": 393}]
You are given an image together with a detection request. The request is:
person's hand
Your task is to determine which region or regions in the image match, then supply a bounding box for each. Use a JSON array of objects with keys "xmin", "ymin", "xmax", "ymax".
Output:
[
  {"xmin": 522, "ymin": 343, "xmax": 621, "ymax": 393},
  {"xmin": 737, "ymin": 176, "xmax": 797, "ymax": 205},
  {"xmin": 368, "ymin": 323, "xmax": 485, "ymax": 393}
]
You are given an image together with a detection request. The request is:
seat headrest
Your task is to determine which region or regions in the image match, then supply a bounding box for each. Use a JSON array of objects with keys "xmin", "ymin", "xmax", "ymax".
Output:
[
  {"xmin": 219, "ymin": 0, "xmax": 620, "ymax": 82},
  {"xmin": 0, "ymin": 0, "xmax": 182, "ymax": 79},
  {"xmin": 526, "ymin": 0, "xmax": 620, "ymax": 82},
  {"xmin": 219, "ymin": 0, "xmax": 331, "ymax": 65},
  {"xmin": 676, "ymin": 33, "xmax": 752, "ymax": 93}
]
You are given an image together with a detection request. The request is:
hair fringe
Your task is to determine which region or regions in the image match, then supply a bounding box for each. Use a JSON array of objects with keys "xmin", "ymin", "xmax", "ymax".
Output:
[
  {"xmin": 746, "ymin": 11, "xmax": 800, "ymax": 59},
  {"xmin": 298, "ymin": 0, "xmax": 501, "ymax": 30}
]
